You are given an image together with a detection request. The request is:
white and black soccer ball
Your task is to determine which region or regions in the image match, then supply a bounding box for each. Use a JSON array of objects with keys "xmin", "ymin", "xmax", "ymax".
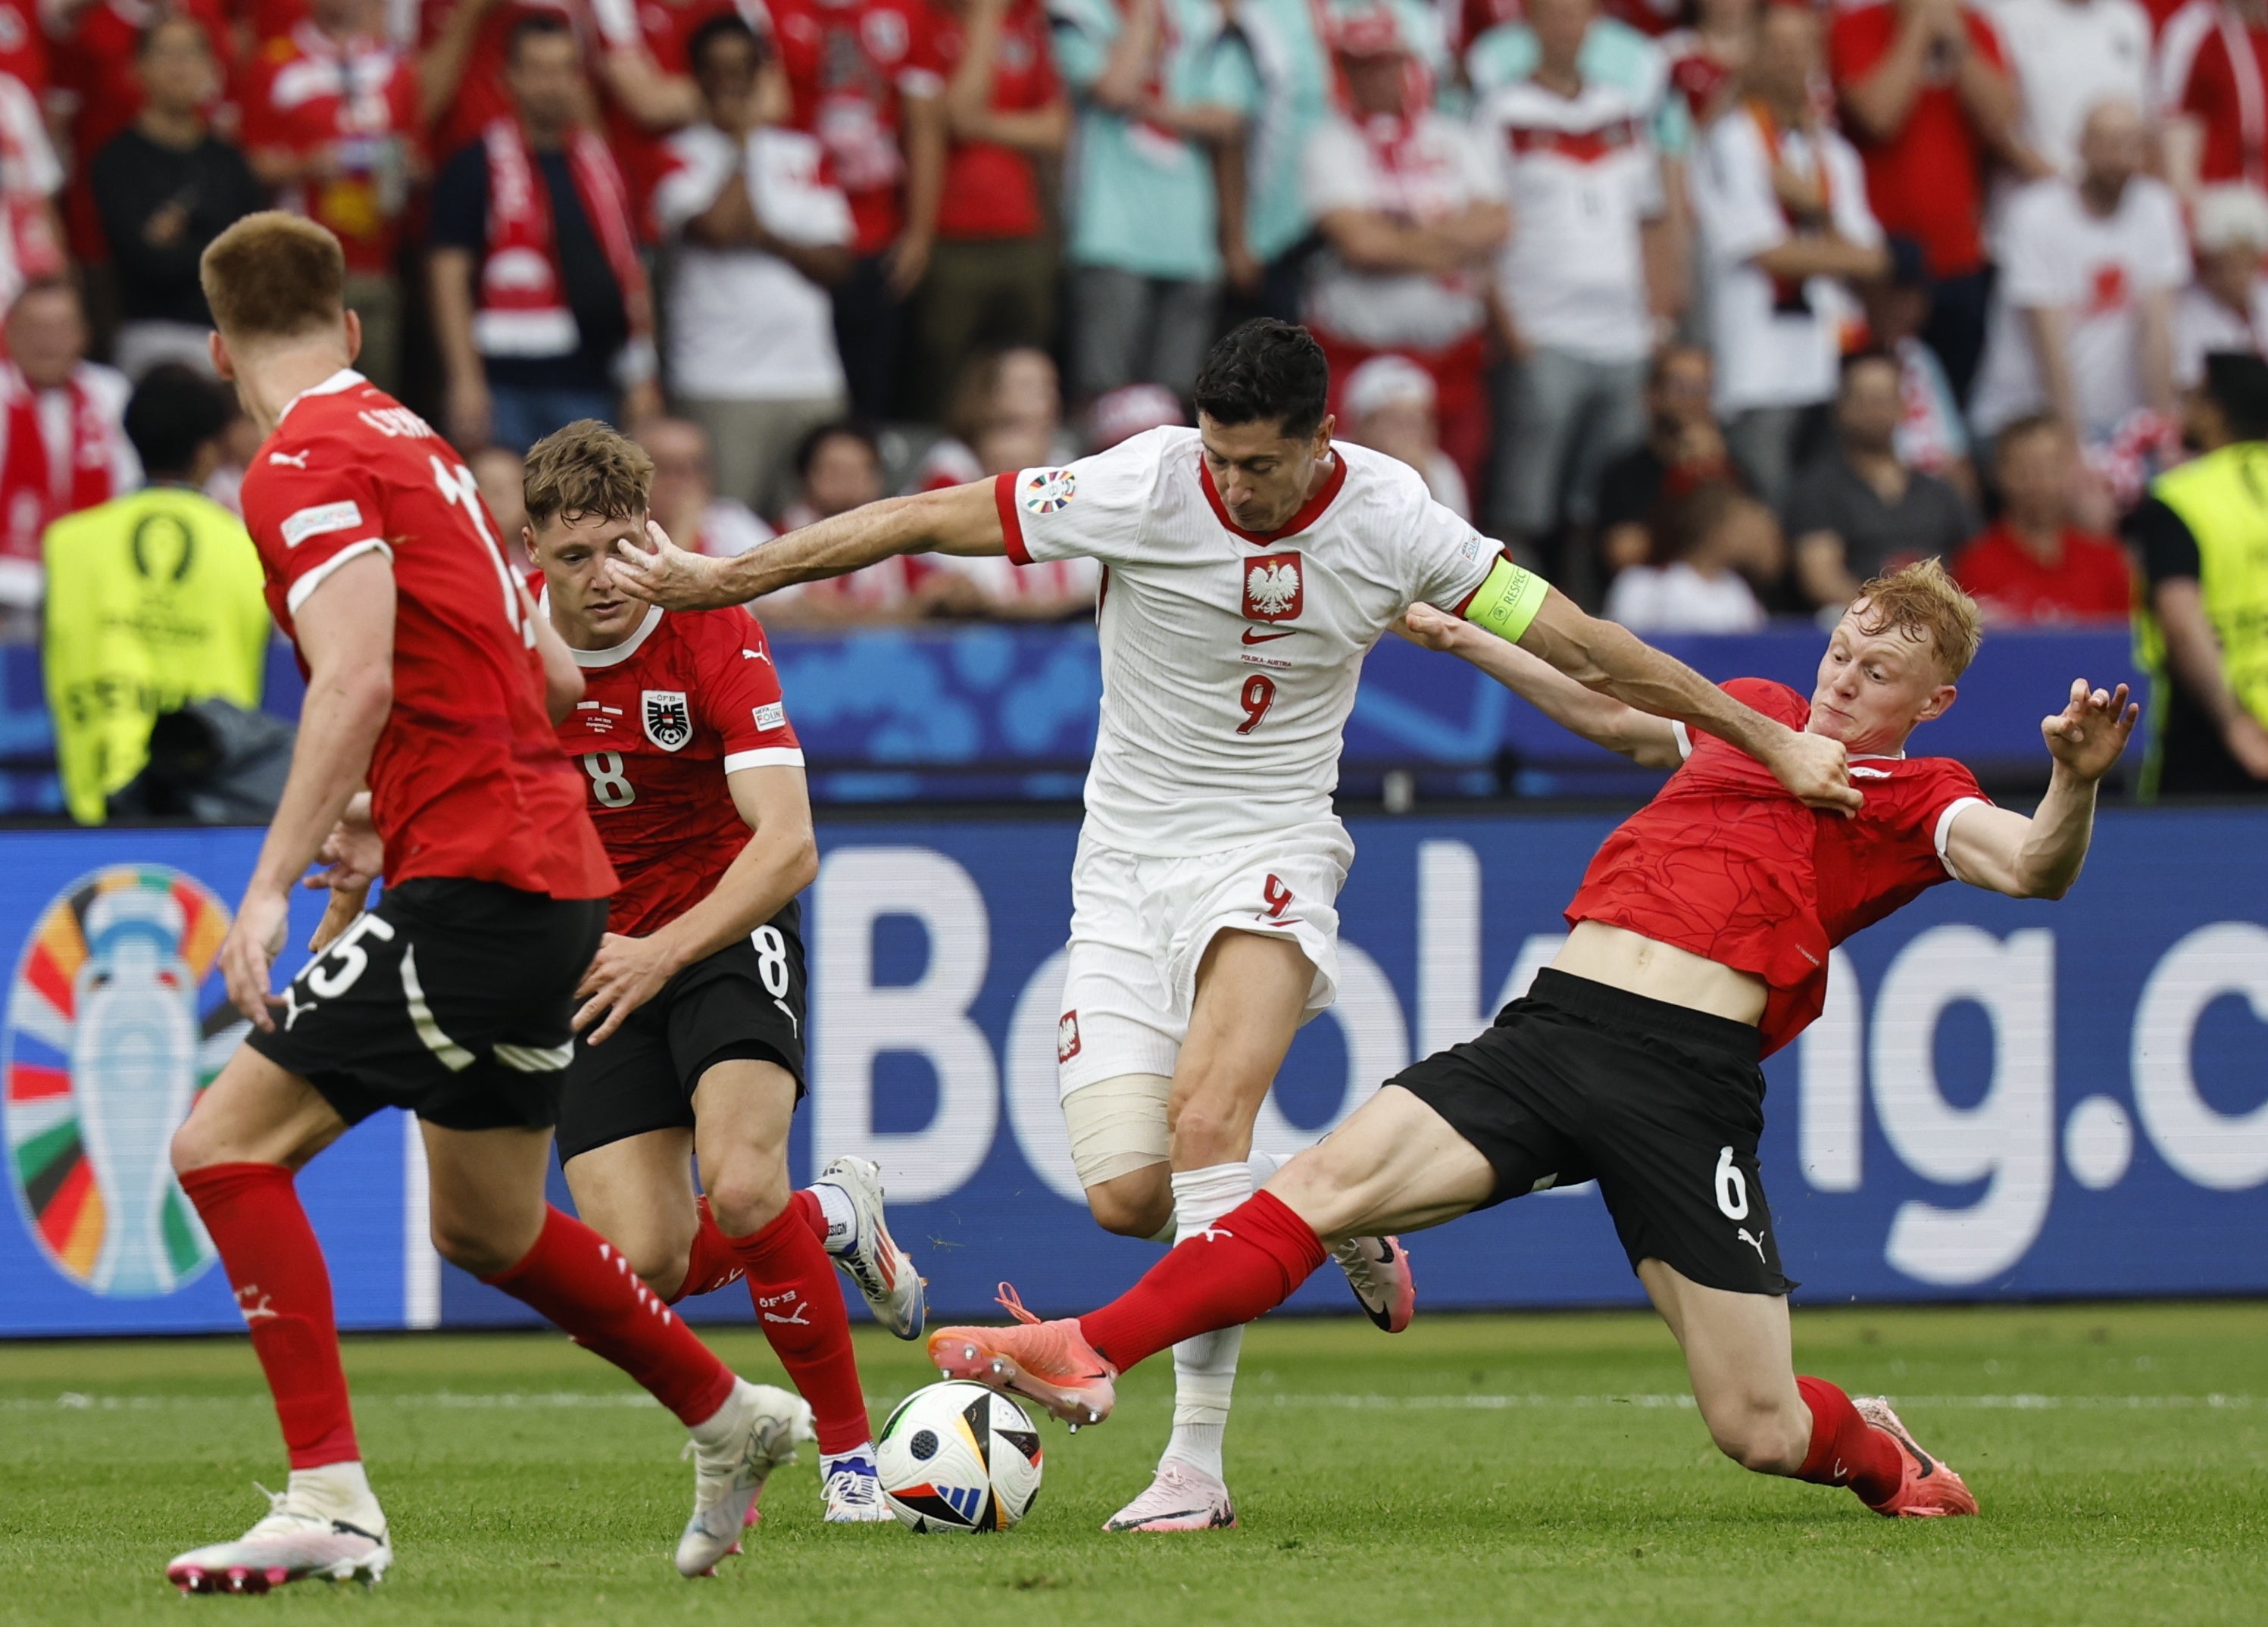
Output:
[{"xmin": 874, "ymin": 1382, "xmax": 1043, "ymax": 1533}]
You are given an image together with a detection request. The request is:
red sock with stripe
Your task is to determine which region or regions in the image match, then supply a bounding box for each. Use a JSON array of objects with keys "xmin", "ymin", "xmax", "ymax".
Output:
[
  {"xmin": 177, "ymin": 1162, "xmax": 359, "ymax": 1469},
  {"xmin": 1795, "ymin": 1376, "xmax": 1902, "ymax": 1504},
  {"xmin": 483, "ymin": 1207, "xmax": 737, "ymax": 1426},
  {"xmin": 729, "ymin": 1204, "xmax": 870, "ymax": 1454},
  {"xmin": 1077, "ymin": 1190, "xmax": 1327, "ymax": 1372}
]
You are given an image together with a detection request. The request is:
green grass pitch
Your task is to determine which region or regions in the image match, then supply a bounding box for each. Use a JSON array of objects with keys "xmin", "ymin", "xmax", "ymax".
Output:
[{"xmin": 3, "ymin": 1301, "xmax": 2266, "ymax": 1626}]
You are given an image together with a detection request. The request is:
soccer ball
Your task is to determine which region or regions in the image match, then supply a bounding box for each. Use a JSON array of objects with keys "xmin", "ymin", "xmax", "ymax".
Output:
[{"xmin": 874, "ymin": 1382, "xmax": 1044, "ymax": 1532}]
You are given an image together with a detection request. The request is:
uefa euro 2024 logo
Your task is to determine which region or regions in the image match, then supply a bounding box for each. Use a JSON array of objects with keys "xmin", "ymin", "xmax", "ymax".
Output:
[{"xmin": 2, "ymin": 867, "xmax": 245, "ymax": 1296}]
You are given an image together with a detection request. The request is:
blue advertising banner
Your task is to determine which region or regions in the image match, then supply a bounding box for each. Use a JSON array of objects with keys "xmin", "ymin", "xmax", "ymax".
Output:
[{"xmin": 3, "ymin": 808, "xmax": 2263, "ymax": 1336}]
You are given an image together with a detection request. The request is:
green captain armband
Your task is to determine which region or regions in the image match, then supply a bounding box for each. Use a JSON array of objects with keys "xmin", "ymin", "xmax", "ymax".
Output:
[{"xmin": 1462, "ymin": 556, "xmax": 1550, "ymax": 642}]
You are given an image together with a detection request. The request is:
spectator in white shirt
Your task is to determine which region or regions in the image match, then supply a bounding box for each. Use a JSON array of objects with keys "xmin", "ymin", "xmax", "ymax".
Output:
[
  {"xmin": 1339, "ymin": 352, "xmax": 1473, "ymax": 519},
  {"xmin": 1987, "ymin": 0, "xmax": 2150, "ymax": 184},
  {"xmin": 655, "ymin": 14, "xmax": 855, "ymax": 517},
  {"xmin": 1970, "ymin": 97, "xmax": 2188, "ymax": 446},
  {"xmin": 639, "ymin": 416, "xmax": 776, "ymax": 560},
  {"xmin": 2176, "ymin": 183, "xmax": 2268, "ymax": 386},
  {"xmin": 1301, "ymin": 5, "xmax": 1507, "ymax": 492},
  {"xmin": 1689, "ymin": 0, "xmax": 1886, "ymax": 511},
  {"xmin": 1478, "ymin": 0, "xmax": 1670, "ymax": 557},
  {"xmin": 1602, "ymin": 480, "xmax": 1776, "ymax": 633}
]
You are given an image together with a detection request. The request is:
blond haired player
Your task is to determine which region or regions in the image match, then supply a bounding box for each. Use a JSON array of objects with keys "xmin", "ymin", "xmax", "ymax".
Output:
[
  {"xmin": 928, "ymin": 564, "xmax": 2136, "ymax": 1524},
  {"xmin": 609, "ymin": 319, "xmax": 1860, "ymax": 1531}
]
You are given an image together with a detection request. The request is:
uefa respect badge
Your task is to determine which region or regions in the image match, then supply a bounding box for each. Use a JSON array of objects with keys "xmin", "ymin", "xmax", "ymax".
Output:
[{"xmin": 3, "ymin": 867, "xmax": 245, "ymax": 1297}]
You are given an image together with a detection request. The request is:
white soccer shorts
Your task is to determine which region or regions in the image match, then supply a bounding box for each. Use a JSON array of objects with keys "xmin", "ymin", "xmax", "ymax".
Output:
[{"xmin": 1053, "ymin": 820, "xmax": 1353, "ymax": 1101}]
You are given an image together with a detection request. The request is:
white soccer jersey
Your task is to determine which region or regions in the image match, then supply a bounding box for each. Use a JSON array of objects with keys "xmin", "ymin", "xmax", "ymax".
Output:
[{"xmin": 998, "ymin": 427, "xmax": 1501, "ymax": 857}]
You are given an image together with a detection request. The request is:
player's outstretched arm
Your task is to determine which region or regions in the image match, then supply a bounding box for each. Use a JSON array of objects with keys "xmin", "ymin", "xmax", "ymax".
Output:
[
  {"xmin": 608, "ymin": 481, "xmax": 1007, "ymax": 612},
  {"xmin": 1400, "ymin": 603, "xmax": 1683, "ymax": 767},
  {"xmin": 1473, "ymin": 571, "xmax": 1862, "ymax": 814},
  {"xmin": 1943, "ymin": 679, "xmax": 2138, "ymax": 899},
  {"xmin": 216, "ymin": 552, "xmax": 398, "ymax": 1028},
  {"xmin": 573, "ymin": 765, "xmax": 820, "ymax": 1044}
]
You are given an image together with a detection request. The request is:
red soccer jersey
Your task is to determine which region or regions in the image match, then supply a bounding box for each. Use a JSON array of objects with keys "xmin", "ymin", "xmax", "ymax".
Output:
[
  {"xmin": 1951, "ymin": 525, "xmax": 2133, "ymax": 626},
  {"xmin": 1564, "ymin": 679, "xmax": 1991, "ymax": 1057},
  {"xmin": 1828, "ymin": 2, "xmax": 2005, "ymax": 279},
  {"xmin": 545, "ymin": 595, "xmax": 804, "ymax": 937},
  {"xmin": 771, "ymin": 0, "xmax": 943, "ymax": 256},
  {"xmin": 241, "ymin": 23, "xmax": 423, "ymax": 273},
  {"xmin": 420, "ymin": 0, "xmax": 579, "ymax": 164},
  {"xmin": 239, "ymin": 370, "xmax": 614, "ymax": 900},
  {"xmin": 2159, "ymin": 4, "xmax": 2268, "ymax": 188}
]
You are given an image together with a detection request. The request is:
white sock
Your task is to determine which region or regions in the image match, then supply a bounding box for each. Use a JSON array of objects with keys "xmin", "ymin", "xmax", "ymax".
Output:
[
  {"xmin": 689, "ymin": 1377, "xmax": 749, "ymax": 1449},
  {"xmin": 288, "ymin": 1461, "xmax": 383, "ymax": 1529},
  {"xmin": 1163, "ymin": 1162, "xmax": 1254, "ymax": 1482},
  {"xmin": 1246, "ymin": 1148, "xmax": 1289, "ymax": 1186},
  {"xmin": 808, "ymin": 1182, "xmax": 858, "ymax": 1253},
  {"xmin": 820, "ymin": 1442, "xmax": 876, "ymax": 1475}
]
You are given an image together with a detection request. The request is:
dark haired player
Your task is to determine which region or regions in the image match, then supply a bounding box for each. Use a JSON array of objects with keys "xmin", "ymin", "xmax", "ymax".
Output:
[
  {"xmin": 517, "ymin": 420, "xmax": 924, "ymax": 1525},
  {"xmin": 926, "ymin": 563, "xmax": 2138, "ymax": 1522},
  {"xmin": 165, "ymin": 214, "xmax": 803, "ymax": 1594},
  {"xmin": 608, "ymin": 317, "xmax": 1861, "ymax": 1530}
]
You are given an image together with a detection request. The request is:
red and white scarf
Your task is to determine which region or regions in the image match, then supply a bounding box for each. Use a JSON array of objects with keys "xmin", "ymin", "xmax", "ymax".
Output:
[
  {"xmin": 0, "ymin": 364, "xmax": 118, "ymax": 572},
  {"xmin": 474, "ymin": 117, "xmax": 649, "ymax": 362}
]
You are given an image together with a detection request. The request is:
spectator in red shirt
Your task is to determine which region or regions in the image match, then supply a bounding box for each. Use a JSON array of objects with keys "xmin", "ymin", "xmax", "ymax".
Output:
[
  {"xmin": 242, "ymin": 0, "xmax": 423, "ymax": 393},
  {"xmin": 1951, "ymin": 413, "xmax": 2134, "ymax": 622},
  {"xmin": 1661, "ymin": 0, "xmax": 1754, "ymax": 128},
  {"xmin": 770, "ymin": 0, "xmax": 948, "ymax": 418},
  {"xmin": 2156, "ymin": 0, "xmax": 2268, "ymax": 205},
  {"xmin": 1829, "ymin": 0, "xmax": 2038, "ymax": 404},
  {"xmin": 419, "ymin": 0, "xmax": 555, "ymax": 165},
  {"xmin": 914, "ymin": 0, "xmax": 1068, "ymax": 414}
]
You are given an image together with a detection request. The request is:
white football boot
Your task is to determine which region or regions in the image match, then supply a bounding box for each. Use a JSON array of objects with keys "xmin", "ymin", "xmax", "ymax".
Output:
[
  {"xmin": 815, "ymin": 1156, "xmax": 926, "ymax": 1340},
  {"xmin": 166, "ymin": 1485, "xmax": 391, "ymax": 1594},
  {"xmin": 1102, "ymin": 1458, "xmax": 1238, "ymax": 1533},
  {"xmin": 820, "ymin": 1451, "xmax": 893, "ymax": 1523},
  {"xmin": 676, "ymin": 1380, "xmax": 814, "ymax": 1577}
]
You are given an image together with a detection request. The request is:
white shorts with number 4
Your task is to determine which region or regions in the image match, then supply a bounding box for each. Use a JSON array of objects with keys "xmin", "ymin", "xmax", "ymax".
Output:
[{"xmin": 1054, "ymin": 821, "xmax": 1353, "ymax": 1100}]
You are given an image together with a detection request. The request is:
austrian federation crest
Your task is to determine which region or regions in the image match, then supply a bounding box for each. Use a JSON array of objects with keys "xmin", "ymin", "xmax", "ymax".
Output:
[
  {"xmin": 642, "ymin": 689, "xmax": 693, "ymax": 751},
  {"xmin": 4, "ymin": 867, "xmax": 243, "ymax": 1296}
]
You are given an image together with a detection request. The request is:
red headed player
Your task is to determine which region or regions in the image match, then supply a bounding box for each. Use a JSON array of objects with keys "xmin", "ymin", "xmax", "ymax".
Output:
[
  {"xmin": 165, "ymin": 215, "xmax": 808, "ymax": 1594},
  {"xmin": 517, "ymin": 420, "xmax": 925, "ymax": 1523},
  {"xmin": 926, "ymin": 561, "xmax": 2138, "ymax": 1522}
]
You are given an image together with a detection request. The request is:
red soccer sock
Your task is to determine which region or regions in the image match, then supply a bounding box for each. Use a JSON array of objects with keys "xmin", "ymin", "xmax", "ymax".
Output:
[
  {"xmin": 1077, "ymin": 1189, "xmax": 1327, "ymax": 1372},
  {"xmin": 789, "ymin": 1187, "xmax": 828, "ymax": 1244},
  {"xmin": 484, "ymin": 1207, "xmax": 738, "ymax": 1427},
  {"xmin": 1795, "ymin": 1376, "xmax": 1903, "ymax": 1505},
  {"xmin": 178, "ymin": 1162, "xmax": 359, "ymax": 1470},
  {"xmin": 728, "ymin": 1205, "xmax": 870, "ymax": 1454},
  {"xmin": 666, "ymin": 1197, "xmax": 749, "ymax": 1306}
]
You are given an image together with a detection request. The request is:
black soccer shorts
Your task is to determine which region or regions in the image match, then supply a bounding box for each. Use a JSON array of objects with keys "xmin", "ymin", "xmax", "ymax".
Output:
[
  {"xmin": 249, "ymin": 878, "xmax": 608, "ymax": 1133},
  {"xmin": 1391, "ymin": 967, "xmax": 1794, "ymax": 1297},
  {"xmin": 553, "ymin": 901, "xmax": 808, "ymax": 1163}
]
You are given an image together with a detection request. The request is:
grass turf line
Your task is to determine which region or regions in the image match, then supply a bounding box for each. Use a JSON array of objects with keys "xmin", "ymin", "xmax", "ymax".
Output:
[{"xmin": 2, "ymin": 1302, "xmax": 2265, "ymax": 1626}]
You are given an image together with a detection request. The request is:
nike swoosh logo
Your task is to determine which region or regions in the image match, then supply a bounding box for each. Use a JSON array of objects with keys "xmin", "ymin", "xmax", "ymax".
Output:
[{"xmin": 1242, "ymin": 627, "xmax": 1295, "ymax": 644}]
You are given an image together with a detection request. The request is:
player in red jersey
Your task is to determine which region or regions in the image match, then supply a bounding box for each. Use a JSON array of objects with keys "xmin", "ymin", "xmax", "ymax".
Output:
[
  {"xmin": 517, "ymin": 421, "xmax": 926, "ymax": 1523},
  {"xmin": 926, "ymin": 560, "xmax": 2138, "ymax": 1522},
  {"xmin": 163, "ymin": 216, "xmax": 808, "ymax": 1594}
]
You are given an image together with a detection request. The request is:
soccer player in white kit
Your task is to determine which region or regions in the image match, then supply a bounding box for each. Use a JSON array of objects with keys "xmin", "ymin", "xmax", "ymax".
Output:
[{"xmin": 610, "ymin": 322, "xmax": 1860, "ymax": 1532}]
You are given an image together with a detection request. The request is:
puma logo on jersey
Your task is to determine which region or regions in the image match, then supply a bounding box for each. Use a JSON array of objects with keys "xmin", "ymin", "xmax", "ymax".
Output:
[
  {"xmin": 1195, "ymin": 1226, "xmax": 1234, "ymax": 1244},
  {"xmin": 742, "ymin": 648, "xmax": 770, "ymax": 663},
  {"xmin": 1243, "ymin": 553, "xmax": 1304, "ymax": 622},
  {"xmin": 267, "ymin": 449, "xmax": 311, "ymax": 468}
]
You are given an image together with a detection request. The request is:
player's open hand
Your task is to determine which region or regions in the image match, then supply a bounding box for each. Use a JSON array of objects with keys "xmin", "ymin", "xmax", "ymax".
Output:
[
  {"xmin": 219, "ymin": 885, "xmax": 292, "ymax": 1031},
  {"xmin": 573, "ymin": 931, "xmax": 680, "ymax": 1045},
  {"xmin": 1771, "ymin": 727, "xmax": 1863, "ymax": 817},
  {"xmin": 610, "ymin": 520, "xmax": 736, "ymax": 612},
  {"xmin": 2043, "ymin": 678, "xmax": 2139, "ymax": 782}
]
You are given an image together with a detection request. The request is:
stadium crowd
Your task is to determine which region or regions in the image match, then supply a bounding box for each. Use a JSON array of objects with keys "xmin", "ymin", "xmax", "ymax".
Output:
[{"xmin": 19, "ymin": 0, "xmax": 2268, "ymax": 804}]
